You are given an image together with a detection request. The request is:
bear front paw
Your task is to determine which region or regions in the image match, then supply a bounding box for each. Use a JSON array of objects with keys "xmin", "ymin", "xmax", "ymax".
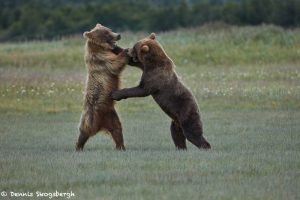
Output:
[
  {"xmin": 117, "ymin": 50, "xmax": 130, "ymax": 63},
  {"xmin": 111, "ymin": 91, "xmax": 123, "ymax": 101},
  {"xmin": 119, "ymin": 49, "xmax": 128, "ymax": 56}
]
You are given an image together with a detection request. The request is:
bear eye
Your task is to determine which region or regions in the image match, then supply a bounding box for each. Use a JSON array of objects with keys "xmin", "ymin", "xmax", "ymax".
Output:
[{"xmin": 106, "ymin": 34, "xmax": 113, "ymax": 41}]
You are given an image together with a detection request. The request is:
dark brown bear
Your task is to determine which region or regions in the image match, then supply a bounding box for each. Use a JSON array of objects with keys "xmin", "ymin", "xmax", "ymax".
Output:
[
  {"xmin": 112, "ymin": 33, "xmax": 211, "ymax": 150},
  {"xmin": 76, "ymin": 24, "xmax": 130, "ymax": 151}
]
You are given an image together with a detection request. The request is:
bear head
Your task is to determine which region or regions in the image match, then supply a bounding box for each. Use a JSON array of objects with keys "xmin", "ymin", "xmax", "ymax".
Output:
[
  {"xmin": 83, "ymin": 23, "xmax": 121, "ymax": 50},
  {"xmin": 128, "ymin": 33, "xmax": 167, "ymax": 68}
]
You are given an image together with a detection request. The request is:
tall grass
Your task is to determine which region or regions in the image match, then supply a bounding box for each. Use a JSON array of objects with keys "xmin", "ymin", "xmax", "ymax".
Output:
[
  {"xmin": 0, "ymin": 25, "xmax": 299, "ymax": 114},
  {"xmin": 0, "ymin": 25, "xmax": 299, "ymax": 69}
]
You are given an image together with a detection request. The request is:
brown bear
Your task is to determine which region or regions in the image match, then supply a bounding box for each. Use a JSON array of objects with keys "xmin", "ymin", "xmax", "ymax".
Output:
[
  {"xmin": 112, "ymin": 33, "xmax": 211, "ymax": 150},
  {"xmin": 76, "ymin": 24, "xmax": 130, "ymax": 151}
]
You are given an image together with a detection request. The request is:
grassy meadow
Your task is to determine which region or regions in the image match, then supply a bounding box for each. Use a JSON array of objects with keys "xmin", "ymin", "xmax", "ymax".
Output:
[{"xmin": 0, "ymin": 25, "xmax": 299, "ymax": 200}]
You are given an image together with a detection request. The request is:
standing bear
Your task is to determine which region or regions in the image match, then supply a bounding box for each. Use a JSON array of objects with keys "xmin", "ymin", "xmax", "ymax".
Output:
[
  {"xmin": 76, "ymin": 24, "xmax": 130, "ymax": 151},
  {"xmin": 112, "ymin": 33, "xmax": 211, "ymax": 150}
]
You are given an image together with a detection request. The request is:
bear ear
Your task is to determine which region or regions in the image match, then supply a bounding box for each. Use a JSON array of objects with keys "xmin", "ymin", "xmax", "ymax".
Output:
[
  {"xmin": 141, "ymin": 45, "xmax": 149, "ymax": 53},
  {"xmin": 149, "ymin": 33, "xmax": 156, "ymax": 40},
  {"xmin": 83, "ymin": 31, "xmax": 92, "ymax": 39},
  {"xmin": 96, "ymin": 23, "xmax": 102, "ymax": 27}
]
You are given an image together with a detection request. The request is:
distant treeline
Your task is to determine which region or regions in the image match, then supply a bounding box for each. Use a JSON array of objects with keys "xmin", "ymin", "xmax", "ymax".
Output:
[{"xmin": 0, "ymin": 0, "xmax": 299, "ymax": 41}]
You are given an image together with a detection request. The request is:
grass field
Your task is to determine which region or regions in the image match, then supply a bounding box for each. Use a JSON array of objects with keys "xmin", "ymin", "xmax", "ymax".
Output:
[{"xmin": 0, "ymin": 25, "xmax": 299, "ymax": 200}]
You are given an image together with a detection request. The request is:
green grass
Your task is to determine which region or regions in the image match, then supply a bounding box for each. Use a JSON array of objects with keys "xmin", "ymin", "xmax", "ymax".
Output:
[{"xmin": 0, "ymin": 25, "xmax": 299, "ymax": 200}]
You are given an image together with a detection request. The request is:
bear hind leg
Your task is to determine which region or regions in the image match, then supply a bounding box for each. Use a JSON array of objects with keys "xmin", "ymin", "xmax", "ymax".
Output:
[
  {"xmin": 170, "ymin": 121, "xmax": 187, "ymax": 150},
  {"xmin": 104, "ymin": 110, "xmax": 125, "ymax": 150},
  {"xmin": 181, "ymin": 121, "xmax": 211, "ymax": 149},
  {"xmin": 76, "ymin": 111, "xmax": 100, "ymax": 151},
  {"xmin": 76, "ymin": 128, "xmax": 90, "ymax": 151}
]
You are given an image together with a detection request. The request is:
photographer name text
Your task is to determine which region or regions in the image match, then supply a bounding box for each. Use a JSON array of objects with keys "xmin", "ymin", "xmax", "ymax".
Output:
[{"xmin": 1, "ymin": 191, "xmax": 75, "ymax": 199}]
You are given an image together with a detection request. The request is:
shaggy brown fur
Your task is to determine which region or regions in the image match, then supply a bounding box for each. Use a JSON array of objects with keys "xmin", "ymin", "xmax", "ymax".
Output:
[
  {"xmin": 112, "ymin": 33, "xmax": 211, "ymax": 150},
  {"xmin": 76, "ymin": 24, "xmax": 129, "ymax": 151}
]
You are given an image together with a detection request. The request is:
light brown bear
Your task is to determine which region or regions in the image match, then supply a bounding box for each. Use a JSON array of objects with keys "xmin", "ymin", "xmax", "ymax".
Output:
[
  {"xmin": 112, "ymin": 33, "xmax": 211, "ymax": 150},
  {"xmin": 76, "ymin": 24, "xmax": 129, "ymax": 151}
]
